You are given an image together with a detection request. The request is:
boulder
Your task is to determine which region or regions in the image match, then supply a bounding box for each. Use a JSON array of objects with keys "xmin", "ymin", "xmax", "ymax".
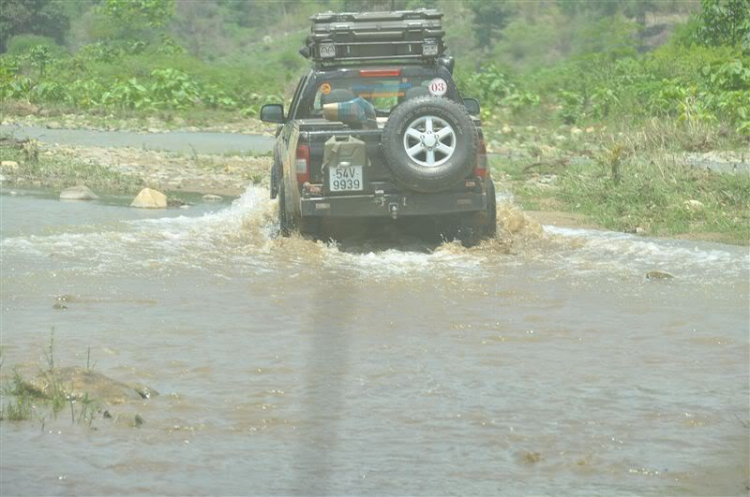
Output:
[
  {"xmin": 21, "ymin": 367, "xmax": 158, "ymax": 404},
  {"xmin": 131, "ymin": 187, "xmax": 167, "ymax": 209},
  {"xmin": 60, "ymin": 185, "xmax": 99, "ymax": 201}
]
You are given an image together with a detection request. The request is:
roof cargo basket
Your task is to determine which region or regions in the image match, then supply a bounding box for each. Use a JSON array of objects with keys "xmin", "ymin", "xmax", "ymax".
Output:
[{"xmin": 300, "ymin": 9, "xmax": 447, "ymax": 66}]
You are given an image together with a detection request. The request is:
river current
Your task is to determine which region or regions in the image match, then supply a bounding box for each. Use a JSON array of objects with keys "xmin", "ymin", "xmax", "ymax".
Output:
[{"xmin": 1, "ymin": 186, "xmax": 748, "ymax": 495}]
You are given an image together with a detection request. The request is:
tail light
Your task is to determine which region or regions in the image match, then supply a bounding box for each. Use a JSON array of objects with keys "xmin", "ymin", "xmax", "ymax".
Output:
[
  {"xmin": 296, "ymin": 143, "xmax": 310, "ymax": 185},
  {"xmin": 473, "ymin": 136, "xmax": 488, "ymax": 177}
]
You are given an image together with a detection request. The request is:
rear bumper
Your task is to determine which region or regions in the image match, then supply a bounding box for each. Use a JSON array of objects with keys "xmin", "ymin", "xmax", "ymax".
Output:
[{"xmin": 300, "ymin": 190, "xmax": 487, "ymax": 218}]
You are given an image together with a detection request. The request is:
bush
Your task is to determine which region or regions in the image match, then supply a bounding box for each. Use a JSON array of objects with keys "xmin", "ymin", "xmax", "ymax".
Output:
[{"xmin": 6, "ymin": 35, "xmax": 67, "ymax": 57}]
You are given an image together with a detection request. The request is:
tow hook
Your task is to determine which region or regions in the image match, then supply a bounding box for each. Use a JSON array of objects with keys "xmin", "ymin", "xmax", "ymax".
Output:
[{"xmin": 389, "ymin": 203, "xmax": 399, "ymax": 219}]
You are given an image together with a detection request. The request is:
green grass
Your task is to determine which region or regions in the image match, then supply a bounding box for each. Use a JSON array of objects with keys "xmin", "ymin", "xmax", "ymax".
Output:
[
  {"xmin": 1, "ymin": 141, "xmax": 144, "ymax": 194},
  {"xmin": 1, "ymin": 371, "xmax": 36, "ymax": 421},
  {"xmin": 0, "ymin": 331, "xmax": 100, "ymax": 426},
  {"xmin": 490, "ymin": 121, "xmax": 750, "ymax": 245},
  {"xmin": 557, "ymin": 157, "xmax": 749, "ymax": 242}
]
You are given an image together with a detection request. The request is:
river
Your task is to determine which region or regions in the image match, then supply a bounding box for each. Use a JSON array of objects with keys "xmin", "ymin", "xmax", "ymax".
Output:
[{"xmin": 1, "ymin": 183, "xmax": 748, "ymax": 495}]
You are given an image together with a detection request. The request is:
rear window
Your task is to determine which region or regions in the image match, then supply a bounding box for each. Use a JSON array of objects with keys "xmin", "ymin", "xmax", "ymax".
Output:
[{"xmin": 309, "ymin": 75, "xmax": 436, "ymax": 116}]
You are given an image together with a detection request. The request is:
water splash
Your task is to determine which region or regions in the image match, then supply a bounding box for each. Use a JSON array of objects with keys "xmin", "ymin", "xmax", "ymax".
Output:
[{"xmin": 2, "ymin": 186, "xmax": 748, "ymax": 282}]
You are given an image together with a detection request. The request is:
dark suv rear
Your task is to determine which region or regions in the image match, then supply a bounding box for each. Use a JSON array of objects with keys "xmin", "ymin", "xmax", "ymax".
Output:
[{"xmin": 260, "ymin": 9, "xmax": 496, "ymax": 244}]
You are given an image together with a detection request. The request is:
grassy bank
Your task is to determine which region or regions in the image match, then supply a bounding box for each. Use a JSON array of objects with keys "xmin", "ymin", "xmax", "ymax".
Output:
[
  {"xmin": 1, "ymin": 136, "xmax": 273, "ymax": 196},
  {"xmin": 490, "ymin": 121, "xmax": 750, "ymax": 245}
]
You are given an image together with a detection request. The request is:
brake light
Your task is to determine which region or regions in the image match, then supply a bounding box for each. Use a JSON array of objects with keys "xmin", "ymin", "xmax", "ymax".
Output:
[
  {"xmin": 473, "ymin": 136, "xmax": 488, "ymax": 177},
  {"xmin": 296, "ymin": 144, "xmax": 310, "ymax": 185},
  {"xmin": 359, "ymin": 69, "xmax": 401, "ymax": 78}
]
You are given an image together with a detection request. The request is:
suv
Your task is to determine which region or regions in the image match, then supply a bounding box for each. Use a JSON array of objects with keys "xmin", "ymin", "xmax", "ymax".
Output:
[{"xmin": 261, "ymin": 9, "xmax": 496, "ymax": 245}]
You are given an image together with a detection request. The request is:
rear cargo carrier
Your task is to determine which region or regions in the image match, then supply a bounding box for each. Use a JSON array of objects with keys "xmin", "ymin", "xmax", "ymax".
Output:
[{"xmin": 301, "ymin": 9, "xmax": 446, "ymax": 65}]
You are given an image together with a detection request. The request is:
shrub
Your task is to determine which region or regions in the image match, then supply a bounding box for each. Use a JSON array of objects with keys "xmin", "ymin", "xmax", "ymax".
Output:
[{"xmin": 6, "ymin": 35, "xmax": 67, "ymax": 57}]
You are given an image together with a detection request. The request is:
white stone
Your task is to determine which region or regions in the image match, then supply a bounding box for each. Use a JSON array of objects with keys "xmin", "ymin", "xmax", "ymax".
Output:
[
  {"xmin": 60, "ymin": 185, "xmax": 99, "ymax": 201},
  {"xmin": 684, "ymin": 199, "xmax": 705, "ymax": 210},
  {"xmin": 1, "ymin": 160, "xmax": 19, "ymax": 170},
  {"xmin": 131, "ymin": 188, "xmax": 167, "ymax": 209},
  {"xmin": 202, "ymin": 194, "xmax": 223, "ymax": 202}
]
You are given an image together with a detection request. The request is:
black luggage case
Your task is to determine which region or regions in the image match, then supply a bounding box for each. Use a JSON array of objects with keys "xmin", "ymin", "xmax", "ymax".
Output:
[{"xmin": 304, "ymin": 9, "xmax": 446, "ymax": 63}]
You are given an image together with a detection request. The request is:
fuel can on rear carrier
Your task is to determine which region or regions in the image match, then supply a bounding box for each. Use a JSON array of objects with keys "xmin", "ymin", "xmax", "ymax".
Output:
[{"xmin": 322, "ymin": 136, "xmax": 368, "ymax": 194}]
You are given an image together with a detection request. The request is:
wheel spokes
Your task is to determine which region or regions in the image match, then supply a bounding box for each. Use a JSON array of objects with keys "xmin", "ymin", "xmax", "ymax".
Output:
[
  {"xmin": 402, "ymin": 115, "xmax": 455, "ymax": 168},
  {"xmin": 436, "ymin": 126, "xmax": 453, "ymax": 140},
  {"xmin": 407, "ymin": 143, "xmax": 423, "ymax": 157},
  {"xmin": 426, "ymin": 150, "xmax": 436, "ymax": 165},
  {"xmin": 406, "ymin": 128, "xmax": 422, "ymax": 140},
  {"xmin": 435, "ymin": 143, "xmax": 454, "ymax": 156}
]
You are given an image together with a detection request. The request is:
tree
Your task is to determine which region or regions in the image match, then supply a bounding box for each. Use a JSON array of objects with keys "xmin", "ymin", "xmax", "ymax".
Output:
[
  {"xmin": 173, "ymin": 1, "xmax": 222, "ymax": 58},
  {"xmin": 0, "ymin": 0, "xmax": 70, "ymax": 53},
  {"xmin": 342, "ymin": 0, "xmax": 422, "ymax": 11},
  {"xmin": 698, "ymin": 0, "xmax": 750, "ymax": 50},
  {"xmin": 100, "ymin": 0, "xmax": 175, "ymax": 29},
  {"xmin": 555, "ymin": 0, "xmax": 619, "ymax": 18},
  {"xmin": 469, "ymin": 0, "xmax": 516, "ymax": 48}
]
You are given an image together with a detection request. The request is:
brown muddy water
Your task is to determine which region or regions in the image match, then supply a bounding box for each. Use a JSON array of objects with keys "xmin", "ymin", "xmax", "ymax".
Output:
[{"xmin": 1, "ymin": 186, "xmax": 748, "ymax": 496}]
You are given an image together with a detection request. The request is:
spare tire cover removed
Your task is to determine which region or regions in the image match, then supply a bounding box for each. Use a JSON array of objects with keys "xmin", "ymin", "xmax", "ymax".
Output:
[{"xmin": 381, "ymin": 96, "xmax": 478, "ymax": 193}]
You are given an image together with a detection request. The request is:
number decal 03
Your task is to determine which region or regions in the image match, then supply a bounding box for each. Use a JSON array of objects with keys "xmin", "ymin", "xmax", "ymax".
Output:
[{"xmin": 428, "ymin": 78, "xmax": 447, "ymax": 97}]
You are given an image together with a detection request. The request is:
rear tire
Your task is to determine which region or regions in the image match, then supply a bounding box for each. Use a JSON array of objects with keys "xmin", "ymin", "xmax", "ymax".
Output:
[
  {"xmin": 381, "ymin": 96, "xmax": 478, "ymax": 193},
  {"xmin": 278, "ymin": 181, "xmax": 292, "ymax": 237},
  {"xmin": 476, "ymin": 178, "xmax": 497, "ymax": 238},
  {"xmin": 439, "ymin": 179, "xmax": 497, "ymax": 247},
  {"xmin": 278, "ymin": 180, "xmax": 319, "ymax": 239}
]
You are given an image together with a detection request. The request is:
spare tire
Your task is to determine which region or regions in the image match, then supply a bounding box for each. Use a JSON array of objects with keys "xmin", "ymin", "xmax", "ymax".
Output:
[{"xmin": 381, "ymin": 96, "xmax": 478, "ymax": 193}]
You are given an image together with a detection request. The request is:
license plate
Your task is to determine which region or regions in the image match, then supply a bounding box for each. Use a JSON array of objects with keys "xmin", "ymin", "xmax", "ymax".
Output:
[{"xmin": 329, "ymin": 165, "xmax": 363, "ymax": 192}]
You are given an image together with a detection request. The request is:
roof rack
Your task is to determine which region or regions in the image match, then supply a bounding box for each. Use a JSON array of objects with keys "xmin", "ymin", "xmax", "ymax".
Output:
[{"xmin": 300, "ymin": 9, "xmax": 447, "ymax": 66}]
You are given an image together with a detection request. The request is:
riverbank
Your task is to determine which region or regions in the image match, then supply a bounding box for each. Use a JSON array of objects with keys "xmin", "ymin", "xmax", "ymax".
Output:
[
  {"xmin": 1, "ymin": 121, "xmax": 748, "ymax": 245},
  {"xmin": 487, "ymin": 121, "xmax": 750, "ymax": 246},
  {"xmin": 492, "ymin": 162, "xmax": 749, "ymax": 246},
  {"xmin": 0, "ymin": 138, "xmax": 271, "ymax": 197}
]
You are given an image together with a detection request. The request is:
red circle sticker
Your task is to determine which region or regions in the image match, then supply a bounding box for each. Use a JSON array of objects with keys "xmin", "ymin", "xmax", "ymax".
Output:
[
  {"xmin": 320, "ymin": 83, "xmax": 331, "ymax": 95},
  {"xmin": 428, "ymin": 78, "xmax": 447, "ymax": 96}
]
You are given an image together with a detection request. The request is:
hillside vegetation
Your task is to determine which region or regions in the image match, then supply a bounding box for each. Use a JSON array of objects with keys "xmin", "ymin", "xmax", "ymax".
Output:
[{"xmin": 0, "ymin": 0, "xmax": 747, "ymax": 135}]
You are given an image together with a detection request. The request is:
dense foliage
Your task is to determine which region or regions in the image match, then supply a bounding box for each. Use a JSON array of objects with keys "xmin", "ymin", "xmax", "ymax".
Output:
[
  {"xmin": 453, "ymin": 0, "xmax": 750, "ymax": 136},
  {"xmin": 0, "ymin": 0, "xmax": 748, "ymax": 136},
  {"xmin": 0, "ymin": 0, "xmax": 69, "ymax": 52}
]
